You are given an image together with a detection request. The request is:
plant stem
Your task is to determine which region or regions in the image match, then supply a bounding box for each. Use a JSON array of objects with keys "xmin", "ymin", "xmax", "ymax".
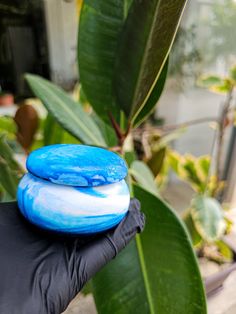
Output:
[
  {"xmin": 120, "ymin": 111, "xmax": 126, "ymax": 133},
  {"xmin": 132, "ymin": 118, "xmax": 218, "ymax": 140},
  {"xmin": 158, "ymin": 117, "xmax": 219, "ymax": 133},
  {"xmin": 108, "ymin": 112, "xmax": 123, "ymax": 142},
  {"xmin": 215, "ymin": 87, "xmax": 234, "ymax": 184},
  {"xmin": 203, "ymin": 124, "xmax": 218, "ymax": 196}
]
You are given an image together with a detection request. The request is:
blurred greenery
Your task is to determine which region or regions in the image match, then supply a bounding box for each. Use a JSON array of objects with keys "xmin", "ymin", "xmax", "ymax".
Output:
[
  {"xmin": 198, "ymin": 64, "xmax": 236, "ymax": 94},
  {"xmin": 169, "ymin": 24, "xmax": 201, "ymax": 85},
  {"xmin": 204, "ymin": 0, "xmax": 236, "ymax": 64}
]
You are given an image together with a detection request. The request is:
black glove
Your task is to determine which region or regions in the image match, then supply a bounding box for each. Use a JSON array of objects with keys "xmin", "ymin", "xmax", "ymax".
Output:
[{"xmin": 0, "ymin": 199, "xmax": 145, "ymax": 314}]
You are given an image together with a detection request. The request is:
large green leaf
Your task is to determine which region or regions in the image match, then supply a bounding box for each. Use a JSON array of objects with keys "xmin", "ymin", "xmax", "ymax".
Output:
[
  {"xmin": 25, "ymin": 74, "xmax": 107, "ymax": 147},
  {"xmin": 133, "ymin": 59, "xmax": 169, "ymax": 127},
  {"xmin": 78, "ymin": 0, "xmax": 133, "ymax": 124},
  {"xmin": 92, "ymin": 185, "xmax": 206, "ymax": 314},
  {"xmin": 130, "ymin": 160, "xmax": 159, "ymax": 196},
  {"xmin": 191, "ymin": 195, "xmax": 226, "ymax": 242},
  {"xmin": 114, "ymin": 0, "xmax": 188, "ymax": 121}
]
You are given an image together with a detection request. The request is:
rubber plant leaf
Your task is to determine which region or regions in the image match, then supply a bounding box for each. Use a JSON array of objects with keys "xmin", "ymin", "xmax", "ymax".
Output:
[
  {"xmin": 78, "ymin": 0, "xmax": 133, "ymax": 124},
  {"xmin": 114, "ymin": 0, "xmax": 188, "ymax": 122},
  {"xmin": 25, "ymin": 74, "xmax": 107, "ymax": 147},
  {"xmin": 92, "ymin": 185, "xmax": 207, "ymax": 314}
]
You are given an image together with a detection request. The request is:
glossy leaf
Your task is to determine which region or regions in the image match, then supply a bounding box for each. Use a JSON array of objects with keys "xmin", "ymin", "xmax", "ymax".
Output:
[
  {"xmin": 43, "ymin": 114, "xmax": 81, "ymax": 146},
  {"xmin": 114, "ymin": 0, "xmax": 188, "ymax": 121},
  {"xmin": 130, "ymin": 160, "xmax": 158, "ymax": 196},
  {"xmin": 78, "ymin": 0, "xmax": 133, "ymax": 124},
  {"xmin": 133, "ymin": 59, "xmax": 169, "ymax": 127},
  {"xmin": 191, "ymin": 196, "xmax": 226, "ymax": 242},
  {"xmin": 92, "ymin": 185, "xmax": 206, "ymax": 313},
  {"xmin": 25, "ymin": 74, "xmax": 106, "ymax": 147}
]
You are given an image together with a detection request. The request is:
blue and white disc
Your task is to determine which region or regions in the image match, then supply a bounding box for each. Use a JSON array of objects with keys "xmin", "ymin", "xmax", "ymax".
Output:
[
  {"xmin": 17, "ymin": 173, "xmax": 130, "ymax": 234},
  {"xmin": 26, "ymin": 144, "xmax": 128, "ymax": 186}
]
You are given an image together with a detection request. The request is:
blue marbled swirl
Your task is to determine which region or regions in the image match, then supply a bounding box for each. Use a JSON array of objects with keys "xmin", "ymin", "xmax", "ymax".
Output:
[
  {"xmin": 26, "ymin": 144, "xmax": 128, "ymax": 186},
  {"xmin": 17, "ymin": 173, "xmax": 130, "ymax": 234}
]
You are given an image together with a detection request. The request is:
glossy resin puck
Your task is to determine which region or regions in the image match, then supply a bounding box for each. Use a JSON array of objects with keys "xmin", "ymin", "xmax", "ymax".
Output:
[
  {"xmin": 17, "ymin": 173, "xmax": 130, "ymax": 234},
  {"xmin": 26, "ymin": 144, "xmax": 128, "ymax": 186}
]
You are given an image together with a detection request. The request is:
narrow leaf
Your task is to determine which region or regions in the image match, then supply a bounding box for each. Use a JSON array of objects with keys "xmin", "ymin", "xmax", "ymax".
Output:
[
  {"xmin": 92, "ymin": 185, "xmax": 207, "ymax": 313},
  {"xmin": 130, "ymin": 160, "xmax": 159, "ymax": 196},
  {"xmin": 25, "ymin": 74, "xmax": 106, "ymax": 147},
  {"xmin": 115, "ymin": 0, "xmax": 188, "ymax": 120},
  {"xmin": 78, "ymin": 0, "xmax": 133, "ymax": 124}
]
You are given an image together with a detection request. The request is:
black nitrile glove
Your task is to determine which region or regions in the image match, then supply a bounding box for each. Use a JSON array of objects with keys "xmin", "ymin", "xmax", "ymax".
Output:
[{"xmin": 0, "ymin": 199, "xmax": 145, "ymax": 314}]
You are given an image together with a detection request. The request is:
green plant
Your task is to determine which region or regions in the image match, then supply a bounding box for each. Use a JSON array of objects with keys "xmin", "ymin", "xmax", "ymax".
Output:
[
  {"xmin": 198, "ymin": 64, "xmax": 236, "ymax": 184},
  {"xmin": 151, "ymin": 65, "xmax": 236, "ymax": 262},
  {"xmin": 168, "ymin": 151, "xmax": 230, "ymax": 251},
  {"xmin": 0, "ymin": 135, "xmax": 24, "ymax": 201},
  {"xmin": 201, "ymin": 0, "xmax": 236, "ymax": 65},
  {"xmin": 169, "ymin": 24, "xmax": 202, "ymax": 87},
  {"xmin": 23, "ymin": 0, "xmax": 207, "ymax": 313}
]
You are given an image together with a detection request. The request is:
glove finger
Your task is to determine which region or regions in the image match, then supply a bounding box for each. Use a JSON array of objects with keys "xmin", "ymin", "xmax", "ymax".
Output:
[
  {"xmin": 137, "ymin": 212, "xmax": 145, "ymax": 233},
  {"xmin": 127, "ymin": 199, "xmax": 145, "ymax": 232},
  {"xmin": 129, "ymin": 198, "xmax": 141, "ymax": 212}
]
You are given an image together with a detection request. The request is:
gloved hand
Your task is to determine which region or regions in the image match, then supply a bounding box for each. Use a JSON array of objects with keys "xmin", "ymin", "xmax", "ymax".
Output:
[{"xmin": 0, "ymin": 199, "xmax": 145, "ymax": 314}]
